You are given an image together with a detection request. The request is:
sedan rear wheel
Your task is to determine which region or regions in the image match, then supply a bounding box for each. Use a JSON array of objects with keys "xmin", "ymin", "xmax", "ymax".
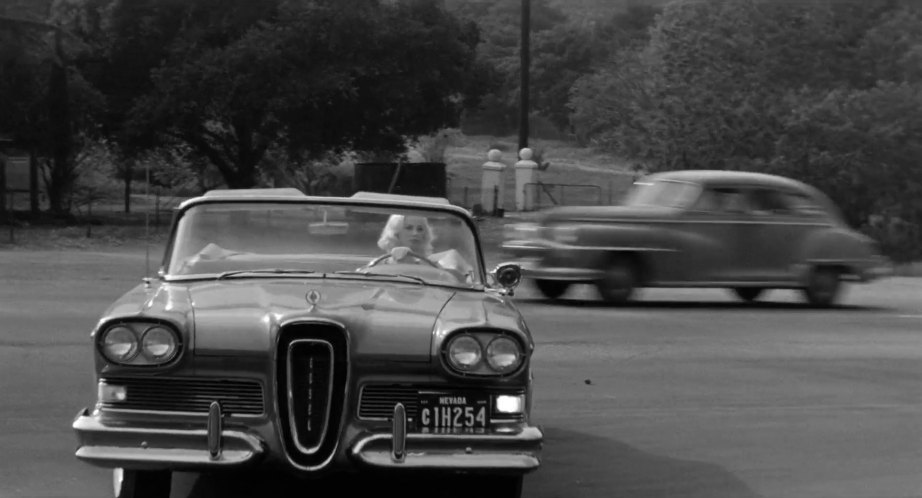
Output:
[
  {"xmin": 733, "ymin": 287, "xmax": 764, "ymax": 302},
  {"xmin": 113, "ymin": 468, "xmax": 172, "ymax": 498},
  {"xmin": 803, "ymin": 265, "xmax": 842, "ymax": 307},
  {"xmin": 595, "ymin": 254, "xmax": 637, "ymax": 305},
  {"xmin": 534, "ymin": 279, "xmax": 570, "ymax": 299}
]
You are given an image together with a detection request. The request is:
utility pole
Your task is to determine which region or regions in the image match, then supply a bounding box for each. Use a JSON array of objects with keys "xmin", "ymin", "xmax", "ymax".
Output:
[{"xmin": 518, "ymin": 0, "xmax": 531, "ymax": 153}]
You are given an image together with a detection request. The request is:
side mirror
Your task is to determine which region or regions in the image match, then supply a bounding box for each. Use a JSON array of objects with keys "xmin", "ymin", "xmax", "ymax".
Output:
[{"xmin": 490, "ymin": 262, "xmax": 522, "ymax": 295}]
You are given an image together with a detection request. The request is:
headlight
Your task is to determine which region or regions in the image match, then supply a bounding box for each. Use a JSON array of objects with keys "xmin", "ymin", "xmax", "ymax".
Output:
[
  {"xmin": 141, "ymin": 326, "xmax": 179, "ymax": 362},
  {"xmin": 443, "ymin": 331, "xmax": 527, "ymax": 376},
  {"xmin": 447, "ymin": 335, "xmax": 482, "ymax": 371},
  {"xmin": 486, "ymin": 336, "xmax": 523, "ymax": 372},
  {"xmin": 101, "ymin": 326, "xmax": 139, "ymax": 362},
  {"xmin": 98, "ymin": 322, "xmax": 181, "ymax": 366}
]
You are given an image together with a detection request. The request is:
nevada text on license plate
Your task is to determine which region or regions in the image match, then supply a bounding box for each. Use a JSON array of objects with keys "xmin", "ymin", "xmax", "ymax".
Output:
[{"xmin": 418, "ymin": 393, "xmax": 490, "ymax": 430}]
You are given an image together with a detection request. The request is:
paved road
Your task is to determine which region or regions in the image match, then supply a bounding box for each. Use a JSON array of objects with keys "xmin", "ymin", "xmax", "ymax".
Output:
[{"xmin": 0, "ymin": 250, "xmax": 919, "ymax": 498}]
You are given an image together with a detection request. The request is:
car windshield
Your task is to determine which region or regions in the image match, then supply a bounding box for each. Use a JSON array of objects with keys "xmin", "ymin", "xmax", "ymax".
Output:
[
  {"xmin": 623, "ymin": 179, "xmax": 701, "ymax": 209},
  {"xmin": 165, "ymin": 201, "xmax": 483, "ymax": 288}
]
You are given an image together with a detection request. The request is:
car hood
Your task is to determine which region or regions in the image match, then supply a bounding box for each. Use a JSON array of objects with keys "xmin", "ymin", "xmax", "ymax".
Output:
[{"xmin": 180, "ymin": 278, "xmax": 458, "ymax": 361}]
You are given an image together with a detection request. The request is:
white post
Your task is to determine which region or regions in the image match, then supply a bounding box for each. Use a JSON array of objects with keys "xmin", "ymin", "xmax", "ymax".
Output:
[
  {"xmin": 514, "ymin": 148, "xmax": 539, "ymax": 211},
  {"xmin": 480, "ymin": 149, "xmax": 506, "ymax": 215}
]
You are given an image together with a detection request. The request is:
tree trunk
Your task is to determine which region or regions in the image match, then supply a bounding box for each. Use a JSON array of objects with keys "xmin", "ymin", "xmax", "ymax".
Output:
[
  {"xmin": 124, "ymin": 160, "xmax": 131, "ymax": 213},
  {"xmin": 0, "ymin": 153, "xmax": 6, "ymax": 218},
  {"xmin": 46, "ymin": 34, "xmax": 74, "ymax": 217},
  {"xmin": 29, "ymin": 150, "xmax": 39, "ymax": 214}
]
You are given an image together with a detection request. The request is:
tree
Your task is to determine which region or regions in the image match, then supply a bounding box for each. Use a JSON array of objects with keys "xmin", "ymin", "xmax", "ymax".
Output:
[
  {"xmin": 569, "ymin": 0, "xmax": 922, "ymax": 258},
  {"xmin": 106, "ymin": 0, "xmax": 484, "ymax": 189},
  {"xmin": 1, "ymin": 0, "xmax": 106, "ymax": 216},
  {"xmin": 570, "ymin": 0, "xmax": 907, "ymax": 169},
  {"xmin": 446, "ymin": 0, "xmax": 574, "ymax": 134}
]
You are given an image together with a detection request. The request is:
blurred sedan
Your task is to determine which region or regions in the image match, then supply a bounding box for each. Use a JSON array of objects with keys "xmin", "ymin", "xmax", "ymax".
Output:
[{"xmin": 503, "ymin": 170, "xmax": 892, "ymax": 306}]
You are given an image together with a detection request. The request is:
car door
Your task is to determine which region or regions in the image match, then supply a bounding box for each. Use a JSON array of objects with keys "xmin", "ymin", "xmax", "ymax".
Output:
[
  {"xmin": 739, "ymin": 187, "xmax": 823, "ymax": 282},
  {"xmin": 675, "ymin": 185, "xmax": 750, "ymax": 283}
]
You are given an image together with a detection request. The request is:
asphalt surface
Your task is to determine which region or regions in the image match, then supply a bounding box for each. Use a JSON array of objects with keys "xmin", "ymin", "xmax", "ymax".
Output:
[{"xmin": 0, "ymin": 249, "xmax": 919, "ymax": 498}]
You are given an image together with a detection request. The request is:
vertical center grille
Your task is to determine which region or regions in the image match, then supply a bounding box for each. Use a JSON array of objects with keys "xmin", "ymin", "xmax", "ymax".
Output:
[
  {"xmin": 287, "ymin": 340, "xmax": 333, "ymax": 452},
  {"xmin": 276, "ymin": 323, "xmax": 348, "ymax": 469}
]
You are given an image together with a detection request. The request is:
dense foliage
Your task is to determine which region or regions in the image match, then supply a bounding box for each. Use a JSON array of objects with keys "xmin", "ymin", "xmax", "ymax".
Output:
[
  {"xmin": 570, "ymin": 0, "xmax": 922, "ymax": 260},
  {"xmin": 2, "ymin": 0, "xmax": 485, "ymax": 200}
]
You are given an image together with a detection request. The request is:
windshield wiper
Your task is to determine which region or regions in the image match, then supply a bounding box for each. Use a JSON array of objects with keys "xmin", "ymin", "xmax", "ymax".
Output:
[
  {"xmin": 333, "ymin": 271, "xmax": 427, "ymax": 285},
  {"xmin": 216, "ymin": 269, "xmax": 319, "ymax": 280}
]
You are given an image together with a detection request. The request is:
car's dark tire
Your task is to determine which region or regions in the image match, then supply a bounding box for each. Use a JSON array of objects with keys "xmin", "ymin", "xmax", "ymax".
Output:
[
  {"xmin": 534, "ymin": 279, "xmax": 570, "ymax": 299},
  {"xmin": 113, "ymin": 468, "xmax": 172, "ymax": 498},
  {"xmin": 477, "ymin": 475, "xmax": 524, "ymax": 498},
  {"xmin": 595, "ymin": 254, "xmax": 638, "ymax": 305},
  {"xmin": 802, "ymin": 265, "xmax": 842, "ymax": 307},
  {"xmin": 733, "ymin": 287, "xmax": 764, "ymax": 302}
]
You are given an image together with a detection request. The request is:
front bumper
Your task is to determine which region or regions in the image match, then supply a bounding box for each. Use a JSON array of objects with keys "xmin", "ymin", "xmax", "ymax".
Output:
[
  {"xmin": 502, "ymin": 240, "xmax": 603, "ymax": 282},
  {"xmin": 518, "ymin": 259, "xmax": 603, "ymax": 282},
  {"xmin": 858, "ymin": 257, "xmax": 894, "ymax": 282},
  {"xmin": 350, "ymin": 426, "xmax": 543, "ymax": 471},
  {"xmin": 72, "ymin": 408, "xmax": 267, "ymax": 470},
  {"xmin": 73, "ymin": 407, "xmax": 543, "ymax": 474}
]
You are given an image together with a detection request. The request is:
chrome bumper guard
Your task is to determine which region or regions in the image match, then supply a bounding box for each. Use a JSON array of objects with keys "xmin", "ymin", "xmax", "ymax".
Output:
[
  {"xmin": 72, "ymin": 407, "xmax": 266, "ymax": 470},
  {"xmin": 350, "ymin": 403, "xmax": 543, "ymax": 471}
]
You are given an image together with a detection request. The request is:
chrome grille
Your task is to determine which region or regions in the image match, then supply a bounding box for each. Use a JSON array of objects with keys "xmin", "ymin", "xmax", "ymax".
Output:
[
  {"xmin": 276, "ymin": 322, "xmax": 348, "ymax": 468},
  {"xmin": 359, "ymin": 385, "xmax": 420, "ymax": 420},
  {"xmin": 287, "ymin": 339, "xmax": 334, "ymax": 452},
  {"xmin": 101, "ymin": 376, "xmax": 264, "ymax": 415}
]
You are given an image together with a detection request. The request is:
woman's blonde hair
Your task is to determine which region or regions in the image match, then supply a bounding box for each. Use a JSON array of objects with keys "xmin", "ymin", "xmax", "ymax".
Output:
[{"xmin": 377, "ymin": 214, "xmax": 434, "ymax": 255}]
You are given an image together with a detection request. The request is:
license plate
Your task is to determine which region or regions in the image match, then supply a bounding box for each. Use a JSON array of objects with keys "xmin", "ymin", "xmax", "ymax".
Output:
[{"xmin": 417, "ymin": 392, "xmax": 490, "ymax": 430}]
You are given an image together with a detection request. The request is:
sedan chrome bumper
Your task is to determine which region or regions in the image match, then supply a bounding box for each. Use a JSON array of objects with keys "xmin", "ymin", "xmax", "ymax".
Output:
[
  {"xmin": 859, "ymin": 257, "xmax": 894, "ymax": 282},
  {"xmin": 514, "ymin": 257, "xmax": 602, "ymax": 282},
  {"xmin": 72, "ymin": 407, "xmax": 266, "ymax": 470}
]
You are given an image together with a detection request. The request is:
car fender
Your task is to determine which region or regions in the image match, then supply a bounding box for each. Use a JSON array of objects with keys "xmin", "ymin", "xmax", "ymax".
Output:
[{"xmin": 796, "ymin": 226, "xmax": 877, "ymax": 275}]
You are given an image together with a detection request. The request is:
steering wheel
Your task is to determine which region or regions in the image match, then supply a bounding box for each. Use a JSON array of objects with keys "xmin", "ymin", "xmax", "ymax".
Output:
[{"xmin": 366, "ymin": 249, "xmax": 443, "ymax": 269}]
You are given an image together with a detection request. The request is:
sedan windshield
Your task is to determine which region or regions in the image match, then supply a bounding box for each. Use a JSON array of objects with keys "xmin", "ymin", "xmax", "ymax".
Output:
[
  {"xmin": 165, "ymin": 202, "xmax": 483, "ymax": 287},
  {"xmin": 623, "ymin": 179, "xmax": 701, "ymax": 209}
]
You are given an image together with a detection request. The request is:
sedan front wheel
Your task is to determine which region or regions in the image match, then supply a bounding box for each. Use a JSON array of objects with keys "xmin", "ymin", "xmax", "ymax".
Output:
[
  {"xmin": 802, "ymin": 266, "xmax": 842, "ymax": 307},
  {"xmin": 732, "ymin": 287, "xmax": 764, "ymax": 302},
  {"xmin": 534, "ymin": 279, "xmax": 570, "ymax": 299},
  {"xmin": 595, "ymin": 254, "xmax": 638, "ymax": 305}
]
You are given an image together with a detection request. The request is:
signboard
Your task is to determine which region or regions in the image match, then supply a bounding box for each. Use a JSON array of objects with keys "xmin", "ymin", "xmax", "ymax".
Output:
[{"xmin": 2, "ymin": 155, "xmax": 38, "ymax": 193}]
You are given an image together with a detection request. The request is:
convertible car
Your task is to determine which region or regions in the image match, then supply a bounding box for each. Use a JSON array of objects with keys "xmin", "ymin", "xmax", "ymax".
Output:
[
  {"xmin": 503, "ymin": 170, "xmax": 892, "ymax": 306},
  {"xmin": 72, "ymin": 189, "xmax": 541, "ymax": 498}
]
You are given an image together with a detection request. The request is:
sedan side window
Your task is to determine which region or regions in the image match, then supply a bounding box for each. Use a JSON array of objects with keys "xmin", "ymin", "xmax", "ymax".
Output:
[
  {"xmin": 691, "ymin": 187, "xmax": 746, "ymax": 214},
  {"xmin": 746, "ymin": 188, "xmax": 792, "ymax": 215},
  {"xmin": 782, "ymin": 192, "xmax": 826, "ymax": 217}
]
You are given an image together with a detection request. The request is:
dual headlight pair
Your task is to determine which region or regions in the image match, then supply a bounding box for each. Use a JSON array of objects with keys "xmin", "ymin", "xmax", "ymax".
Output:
[
  {"xmin": 445, "ymin": 332, "xmax": 524, "ymax": 375},
  {"xmin": 98, "ymin": 322, "xmax": 180, "ymax": 366}
]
